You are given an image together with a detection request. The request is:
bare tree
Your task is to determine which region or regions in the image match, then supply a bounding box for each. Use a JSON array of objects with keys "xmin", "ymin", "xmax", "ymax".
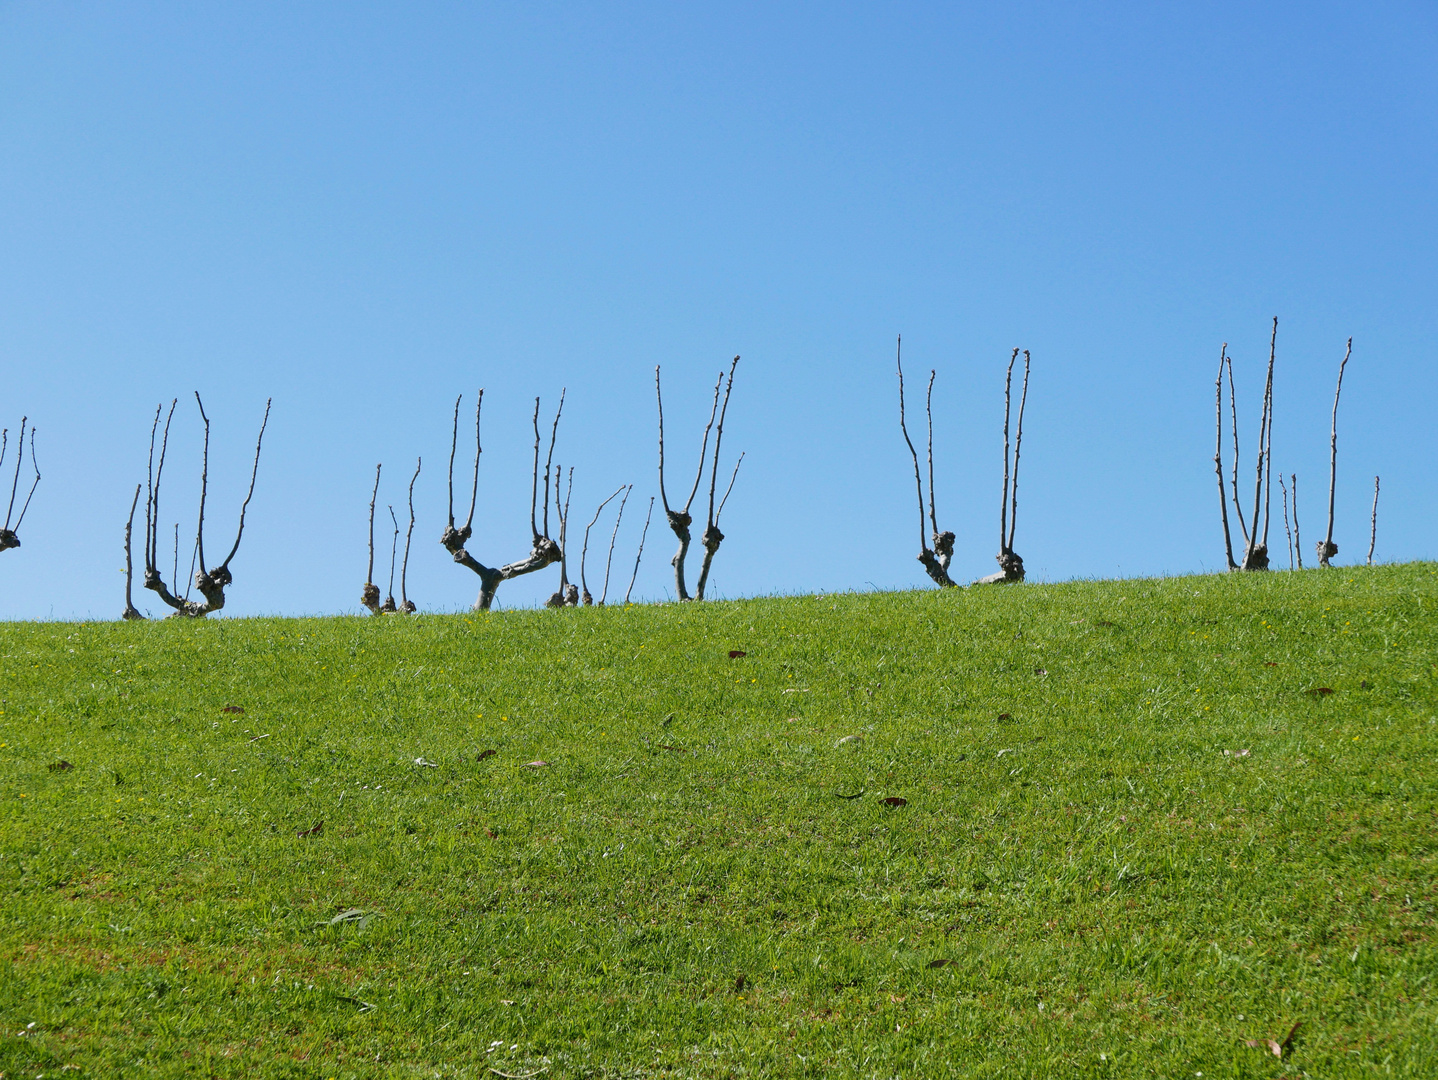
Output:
[
  {"xmin": 977, "ymin": 349, "xmax": 1030, "ymax": 584},
  {"xmin": 895, "ymin": 336, "xmax": 956, "ymax": 587},
  {"xmin": 441, "ymin": 391, "xmax": 563, "ymax": 611},
  {"xmin": 137, "ymin": 395, "xmax": 272, "ymax": 617},
  {"xmin": 656, "ymin": 357, "xmax": 742, "ymax": 601},
  {"xmin": 1213, "ymin": 321, "xmax": 1277, "ymax": 571},
  {"xmin": 1318, "ymin": 338, "xmax": 1352, "ymax": 567},
  {"xmin": 0, "ymin": 419, "xmax": 41, "ymax": 554},
  {"xmin": 625, "ymin": 496, "xmax": 655, "ymax": 605},
  {"xmin": 1368, "ymin": 475, "xmax": 1380, "ymax": 567}
]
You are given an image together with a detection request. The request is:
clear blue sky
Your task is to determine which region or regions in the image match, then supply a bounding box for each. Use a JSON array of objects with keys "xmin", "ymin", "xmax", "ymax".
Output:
[{"xmin": 2, "ymin": 2, "xmax": 1434, "ymax": 619}]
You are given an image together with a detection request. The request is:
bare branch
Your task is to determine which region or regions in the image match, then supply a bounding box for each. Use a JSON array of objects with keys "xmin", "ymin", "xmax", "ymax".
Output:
[
  {"xmin": 895, "ymin": 336, "xmax": 928, "ymax": 555},
  {"xmin": 447, "ymin": 395, "xmax": 461, "ymax": 528},
  {"xmin": 684, "ymin": 372, "xmax": 724, "ymax": 516},
  {"xmin": 716, "ymin": 452, "xmax": 744, "ymax": 524},
  {"xmin": 147, "ymin": 401, "xmax": 177, "ymax": 571},
  {"xmin": 542, "ymin": 389, "xmax": 565, "ymax": 538},
  {"xmin": 1320, "ymin": 337, "xmax": 1352, "ymax": 567},
  {"xmin": 367, "ymin": 464, "xmax": 382, "ymax": 586},
  {"xmin": 705, "ymin": 358, "xmax": 739, "ymax": 527},
  {"xmin": 529, "ymin": 397, "xmax": 542, "ymax": 539},
  {"xmin": 1368, "ymin": 475, "xmax": 1379, "ymax": 567},
  {"xmin": 123, "ymin": 484, "xmax": 144, "ymax": 620},
  {"xmin": 1292, "ymin": 473, "xmax": 1303, "ymax": 569},
  {"xmin": 926, "ymin": 370, "xmax": 938, "ymax": 538},
  {"xmin": 1007, "ymin": 350, "xmax": 1031, "ymax": 553},
  {"xmin": 626, "ymin": 496, "xmax": 654, "ymax": 605},
  {"xmin": 3, "ymin": 417, "xmax": 25, "ymax": 531},
  {"xmin": 466, "ymin": 391, "xmax": 482, "ymax": 533},
  {"xmin": 580, "ymin": 484, "xmax": 627, "ymax": 605},
  {"xmin": 656, "ymin": 367, "xmax": 671, "ymax": 516},
  {"xmin": 218, "ymin": 398, "xmax": 272, "ymax": 572},
  {"xmin": 12, "ymin": 426, "xmax": 40, "ymax": 533},
  {"xmin": 401, "ymin": 457, "xmax": 420, "ymax": 612},
  {"xmin": 194, "ymin": 393, "xmax": 211, "ymax": 576},
  {"xmin": 386, "ymin": 504, "xmax": 400, "ymax": 611},
  {"xmin": 999, "ymin": 348, "xmax": 1018, "ymax": 553},
  {"xmin": 1279, "ymin": 473, "xmax": 1294, "ymax": 570},
  {"xmin": 600, "ymin": 485, "xmax": 632, "ymax": 605},
  {"xmin": 1214, "ymin": 345, "xmax": 1237, "ymax": 570},
  {"xmin": 1244, "ymin": 317, "xmax": 1276, "ymax": 566},
  {"xmin": 1260, "ymin": 320, "xmax": 1276, "ymax": 548},
  {"xmin": 1226, "ymin": 354, "xmax": 1249, "ymax": 546}
]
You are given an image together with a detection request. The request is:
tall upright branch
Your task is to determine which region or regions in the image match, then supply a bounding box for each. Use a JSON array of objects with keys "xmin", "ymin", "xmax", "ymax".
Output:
[
  {"xmin": 580, "ymin": 484, "xmax": 626, "ymax": 605},
  {"xmin": 1319, "ymin": 337, "xmax": 1352, "ymax": 567},
  {"xmin": 626, "ymin": 496, "xmax": 655, "ymax": 605},
  {"xmin": 547, "ymin": 465, "xmax": 579, "ymax": 608},
  {"xmin": 1007, "ymin": 350, "xmax": 1031, "ymax": 554},
  {"xmin": 1291, "ymin": 473, "xmax": 1303, "ymax": 570},
  {"xmin": 1278, "ymin": 473, "xmax": 1294, "ymax": 571},
  {"xmin": 529, "ymin": 397, "xmax": 542, "ymax": 540},
  {"xmin": 400, "ymin": 457, "xmax": 420, "ymax": 613},
  {"xmin": 1226, "ymin": 355, "xmax": 1249, "ymax": 547},
  {"xmin": 980, "ymin": 348, "xmax": 1027, "ymax": 584},
  {"xmin": 600, "ymin": 485, "xmax": 632, "ymax": 605},
  {"xmin": 896, "ymin": 339, "xmax": 955, "ymax": 587},
  {"xmin": 1213, "ymin": 345, "xmax": 1238, "ymax": 570},
  {"xmin": 1368, "ymin": 476, "xmax": 1380, "ymax": 567},
  {"xmin": 194, "ymin": 394, "xmax": 211, "ymax": 577},
  {"xmin": 0, "ymin": 421, "xmax": 40, "ymax": 553},
  {"xmin": 383, "ymin": 505, "xmax": 400, "ymax": 613},
  {"xmin": 695, "ymin": 357, "xmax": 742, "ymax": 601},
  {"xmin": 542, "ymin": 390, "xmax": 565, "ymax": 538},
  {"xmin": 897, "ymin": 338, "xmax": 929, "ymax": 557},
  {"xmin": 217, "ymin": 398, "xmax": 271, "ymax": 573},
  {"xmin": 363, "ymin": 464, "xmax": 382, "ymax": 613},
  {"xmin": 122, "ymin": 484, "xmax": 144, "ymax": 619},
  {"xmin": 1242, "ymin": 318, "xmax": 1276, "ymax": 569}
]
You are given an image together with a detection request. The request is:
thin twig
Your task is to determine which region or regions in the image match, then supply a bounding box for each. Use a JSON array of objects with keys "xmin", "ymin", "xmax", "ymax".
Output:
[
  {"xmin": 542, "ymin": 389, "xmax": 565, "ymax": 538},
  {"xmin": 895, "ymin": 335, "xmax": 928, "ymax": 554},
  {"xmin": 368, "ymin": 463, "xmax": 382, "ymax": 584},
  {"xmin": 173, "ymin": 523, "xmax": 179, "ymax": 593},
  {"xmin": 466, "ymin": 391, "xmax": 482, "ymax": 533},
  {"xmin": 387, "ymin": 505, "xmax": 400, "ymax": 604},
  {"xmin": 447, "ymin": 395, "xmax": 461, "ymax": 528},
  {"xmin": 1260, "ymin": 320, "xmax": 1276, "ymax": 548},
  {"xmin": 1322, "ymin": 338, "xmax": 1352, "ymax": 566},
  {"xmin": 1368, "ymin": 475, "xmax": 1379, "ymax": 567},
  {"xmin": 580, "ymin": 485, "xmax": 626, "ymax": 604},
  {"xmin": 194, "ymin": 393, "xmax": 211, "ymax": 575},
  {"xmin": 925, "ymin": 370, "xmax": 938, "ymax": 538},
  {"xmin": 1008, "ymin": 350, "xmax": 1031, "ymax": 552},
  {"xmin": 1214, "ymin": 345, "xmax": 1237, "ymax": 570},
  {"xmin": 148, "ymin": 401, "xmax": 177, "ymax": 571},
  {"xmin": 1292, "ymin": 473, "xmax": 1303, "ymax": 569},
  {"xmin": 1226, "ymin": 353, "xmax": 1249, "ymax": 546},
  {"xmin": 705, "ymin": 358, "xmax": 739, "ymax": 527},
  {"xmin": 1279, "ymin": 473, "xmax": 1294, "ymax": 570},
  {"xmin": 685, "ymin": 372, "xmax": 724, "ymax": 515},
  {"xmin": 401, "ymin": 457, "xmax": 420, "ymax": 608},
  {"xmin": 3, "ymin": 417, "xmax": 25, "ymax": 529},
  {"xmin": 11, "ymin": 425, "xmax": 39, "ymax": 532},
  {"xmin": 218, "ymin": 398, "xmax": 272, "ymax": 572},
  {"xmin": 600, "ymin": 484, "xmax": 632, "ymax": 604},
  {"xmin": 123, "ymin": 484, "xmax": 143, "ymax": 619},
  {"xmin": 655, "ymin": 367, "xmax": 671, "ymax": 515},
  {"xmin": 998, "ymin": 348, "xmax": 1018, "ymax": 552},
  {"xmin": 529, "ymin": 397, "xmax": 541, "ymax": 539},
  {"xmin": 716, "ymin": 452, "xmax": 744, "ymax": 523},
  {"xmin": 626, "ymin": 496, "xmax": 654, "ymax": 604}
]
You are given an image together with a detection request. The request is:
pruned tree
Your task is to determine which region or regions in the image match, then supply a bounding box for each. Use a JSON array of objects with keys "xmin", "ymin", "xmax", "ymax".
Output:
[
  {"xmin": 1318, "ymin": 338, "xmax": 1352, "ymax": 567},
  {"xmin": 441, "ymin": 390, "xmax": 563, "ymax": 611},
  {"xmin": 895, "ymin": 336, "xmax": 956, "ymax": 587},
  {"xmin": 135, "ymin": 394, "xmax": 271, "ymax": 618},
  {"xmin": 1368, "ymin": 475, "xmax": 1380, "ymax": 567},
  {"xmin": 0, "ymin": 418, "xmax": 41, "ymax": 554},
  {"xmin": 977, "ymin": 348, "xmax": 1030, "ymax": 584},
  {"xmin": 655, "ymin": 357, "xmax": 742, "ymax": 601},
  {"xmin": 1213, "ymin": 321, "xmax": 1277, "ymax": 571},
  {"xmin": 625, "ymin": 496, "xmax": 655, "ymax": 605}
]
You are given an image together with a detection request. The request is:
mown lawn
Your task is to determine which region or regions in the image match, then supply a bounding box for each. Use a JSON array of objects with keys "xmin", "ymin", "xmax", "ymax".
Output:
[{"xmin": 1, "ymin": 563, "xmax": 1435, "ymax": 1078}]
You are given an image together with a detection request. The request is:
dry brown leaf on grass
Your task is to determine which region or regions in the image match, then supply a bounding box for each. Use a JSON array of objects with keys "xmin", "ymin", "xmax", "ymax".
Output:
[
  {"xmin": 297, "ymin": 820, "xmax": 323, "ymax": 838},
  {"xmin": 1245, "ymin": 1021, "xmax": 1302, "ymax": 1059},
  {"xmin": 728, "ymin": 650, "xmax": 747, "ymax": 659},
  {"xmin": 477, "ymin": 749, "xmax": 497, "ymax": 761},
  {"xmin": 522, "ymin": 760, "xmax": 548, "ymax": 768},
  {"xmin": 222, "ymin": 704, "xmax": 245, "ymax": 714},
  {"xmin": 882, "ymin": 796, "xmax": 908, "ymax": 807},
  {"xmin": 48, "ymin": 760, "xmax": 73, "ymax": 772}
]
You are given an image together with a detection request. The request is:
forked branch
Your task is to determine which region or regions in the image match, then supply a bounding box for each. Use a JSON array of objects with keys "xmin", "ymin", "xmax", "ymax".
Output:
[
  {"xmin": 896, "ymin": 337, "xmax": 954, "ymax": 588},
  {"xmin": 0, "ymin": 419, "xmax": 40, "ymax": 553}
]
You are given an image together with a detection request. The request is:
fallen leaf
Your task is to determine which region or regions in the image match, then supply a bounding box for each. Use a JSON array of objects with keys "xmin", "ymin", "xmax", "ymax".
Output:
[
  {"xmin": 222, "ymin": 705, "xmax": 245, "ymax": 714},
  {"xmin": 522, "ymin": 760, "xmax": 548, "ymax": 768},
  {"xmin": 1308, "ymin": 687, "xmax": 1335, "ymax": 697},
  {"xmin": 890, "ymin": 994, "xmax": 907, "ymax": 1002},
  {"xmin": 476, "ymin": 749, "xmax": 497, "ymax": 761},
  {"xmin": 1264, "ymin": 661, "xmax": 1279, "ymax": 667},
  {"xmin": 1280, "ymin": 1021, "xmax": 1303, "ymax": 1056},
  {"xmin": 997, "ymin": 712, "xmax": 1011, "ymax": 721},
  {"xmin": 48, "ymin": 760, "xmax": 74, "ymax": 772},
  {"xmin": 882, "ymin": 796, "xmax": 908, "ymax": 807},
  {"xmin": 297, "ymin": 821, "xmax": 323, "ymax": 838},
  {"xmin": 927, "ymin": 958, "xmax": 950, "ymax": 968},
  {"xmin": 728, "ymin": 650, "xmax": 747, "ymax": 659},
  {"xmin": 484, "ymin": 828, "xmax": 497, "ymax": 839}
]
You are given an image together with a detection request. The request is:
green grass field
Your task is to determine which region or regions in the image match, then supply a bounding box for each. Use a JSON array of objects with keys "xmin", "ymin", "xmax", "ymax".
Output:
[{"xmin": 2, "ymin": 564, "xmax": 1435, "ymax": 1078}]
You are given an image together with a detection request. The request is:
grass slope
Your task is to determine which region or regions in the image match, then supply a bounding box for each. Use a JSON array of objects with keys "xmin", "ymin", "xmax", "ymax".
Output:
[{"xmin": 1, "ymin": 564, "xmax": 1436, "ymax": 1078}]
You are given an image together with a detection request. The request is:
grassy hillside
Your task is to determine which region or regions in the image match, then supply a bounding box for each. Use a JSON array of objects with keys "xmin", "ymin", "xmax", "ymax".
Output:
[{"xmin": 2, "ymin": 564, "xmax": 1436, "ymax": 1078}]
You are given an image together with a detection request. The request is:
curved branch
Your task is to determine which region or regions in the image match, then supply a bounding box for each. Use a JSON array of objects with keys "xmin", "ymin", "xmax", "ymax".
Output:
[
  {"xmin": 1320, "ymin": 337, "xmax": 1352, "ymax": 566},
  {"xmin": 895, "ymin": 336, "xmax": 927, "ymax": 555},
  {"xmin": 625, "ymin": 496, "xmax": 654, "ymax": 605},
  {"xmin": 218, "ymin": 397, "xmax": 272, "ymax": 572},
  {"xmin": 684, "ymin": 372, "xmax": 724, "ymax": 515},
  {"xmin": 1214, "ymin": 344, "xmax": 1237, "ymax": 570},
  {"xmin": 1008, "ymin": 350, "xmax": 1030, "ymax": 553}
]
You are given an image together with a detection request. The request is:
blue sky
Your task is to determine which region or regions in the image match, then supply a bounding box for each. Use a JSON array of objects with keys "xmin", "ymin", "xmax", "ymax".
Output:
[{"xmin": 2, "ymin": 2, "xmax": 1434, "ymax": 618}]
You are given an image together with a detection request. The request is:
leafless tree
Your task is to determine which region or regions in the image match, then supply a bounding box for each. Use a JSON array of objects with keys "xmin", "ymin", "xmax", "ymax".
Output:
[
  {"xmin": 362, "ymin": 464, "xmax": 383, "ymax": 613},
  {"xmin": 1318, "ymin": 338, "xmax": 1352, "ymax": 567},
  {"xmin": 656, "ymin": 357, "xmax": 742, "ymax": 601},
  {"xmin": 895, "ymin": 336, "xmax": 956, "ymax": 587},
  {"xmin": 976, "ymin": 349, "xmax": 1030, "ymax": 584},
  {"xmin": 441, "ymin": 390, "xmax": 563, "ymax": 611},
  {"xmin": 1368, "ymin": 475, "xmax": 1380, "ymax": 567},
  {"xmin": 1213, "ymin": 321, "xmax": 1277, "ymax": 571},
  {"xmin": 135, "ymin": 394, "xmax": 271, "ymax": 617},
  {"xmin": 0, "ymin": 419, "xmax": 41, "ymax": 554},
  {"xmin": 625, "ymin": 496, "xmax": 655, "ymax": 604}
]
